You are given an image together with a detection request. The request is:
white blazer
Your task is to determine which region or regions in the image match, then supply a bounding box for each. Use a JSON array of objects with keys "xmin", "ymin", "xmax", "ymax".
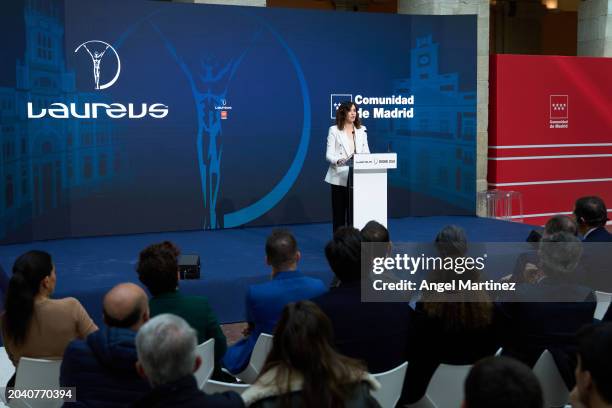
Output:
[{"xmin": 324, "ymin": 125, "xmax": 370, "ymax": 187}]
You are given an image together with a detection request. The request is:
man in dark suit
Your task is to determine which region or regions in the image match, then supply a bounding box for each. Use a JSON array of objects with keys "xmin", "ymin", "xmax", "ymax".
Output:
[
  {"xmin": 223, "ymin": 229, "xmax": 327, "ymax": 374},
  {"xmin": 312, "ymin": 225, "xmax": 412, "ymax": 374},
  {"xmin": 60, "ymin": 283, "xmax": 151, "ymax": 407},
  {"xmin": 574, "ymin": 196, "xmax": 612, "ymax": 242},
  {"xmin": 499, "ymin": 232, "xmax": 596, "ymax": 389},
  {"xmin": 573, "ymin": 196, "xmax": 612, "ymax": 292}
]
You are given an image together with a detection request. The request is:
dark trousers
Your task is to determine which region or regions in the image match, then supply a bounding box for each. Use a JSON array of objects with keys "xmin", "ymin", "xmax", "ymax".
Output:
[{"xmin": 331, "ymin": 183, "xmax": 352, "ymax": 233}]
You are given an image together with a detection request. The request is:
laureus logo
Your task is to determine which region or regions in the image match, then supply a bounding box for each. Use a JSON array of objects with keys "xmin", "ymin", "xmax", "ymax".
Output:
[
  {"xmin": 74, "ymin": 40, "xmax": 121, "ymax": 90},
  {"xmin": 27, "ymin": 40, "xmax": 169, "ymax": 119}
]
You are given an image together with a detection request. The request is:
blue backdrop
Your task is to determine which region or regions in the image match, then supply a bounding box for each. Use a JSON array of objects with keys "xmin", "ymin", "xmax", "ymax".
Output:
[{"xmin": 0, "ymin": 0, "xmax": 476, "ymax": 243}]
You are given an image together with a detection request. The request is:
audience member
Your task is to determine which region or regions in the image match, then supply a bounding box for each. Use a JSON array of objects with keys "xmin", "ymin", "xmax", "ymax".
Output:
[
  {"xmin": 401, "ymin": 225, "xmax": 499, "ymax": 404},
  {"xmin": 327, "ymin": 219, "xmax": 391, "ymax": 288},
  {"xmin": 573, "ymin": 196, "xmax": 612, "ymax": 291},
  {"xmin": 134, "ymin": 314, "xmax": 243, "ymax": 408},
  {"xmin": 509, "ymin": 215, "xmax": 578, "ymax": 283},
  {"xmin": 223, "ymin": 230, "xmax": 326, "ymax": 374},
  {"xmin": 462, "ymin": 356, "xmax": 543, "ymax": 408},
  {"xmin": 499, "ymin": 232, "xmax": 596, "ymax": 388},
  {"xmin": 137, "ymin": 241, "xmax": 227, "ymax": 378},
  {"xmin": 312, "ymin": 226, "xmax": 412, "ymax": 373},
  {"xmin": 574, "ymin": 196, "xmax": 612, "ymax": 242},
  {"xmin": 1, "ymin": 250, "xmax": 98, "ymax": 391},
  {"xmin": 361, "ymin": 220, "xmax": 391, "ymax": 245},
  {"xmin": 570, "ymin": 323, "xmax": 612, "ymax": 408},
  {"xmin": 241, "ymin": 301, "xmax": 380, "ymax": 407},
  {"xmin": 60, "ymin": 283, "xmax": 151, "ymax": 407}
]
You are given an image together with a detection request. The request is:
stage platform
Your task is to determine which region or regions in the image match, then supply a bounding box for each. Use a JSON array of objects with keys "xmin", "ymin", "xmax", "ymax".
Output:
[{"xmin": 0, "ymin": 216, "xmax": 534, "ymax": 324}]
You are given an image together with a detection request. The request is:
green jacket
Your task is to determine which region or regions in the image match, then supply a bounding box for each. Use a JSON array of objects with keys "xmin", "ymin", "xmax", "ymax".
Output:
[{"xmin": 149, "ymin": 291, "xmax": 227, "ymax": 367}]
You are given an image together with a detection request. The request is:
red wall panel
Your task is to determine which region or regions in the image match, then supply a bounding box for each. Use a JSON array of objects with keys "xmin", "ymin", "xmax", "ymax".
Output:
[{"xmin": 489, "ymin": 55, "xmax": 612, "ymax": 226}]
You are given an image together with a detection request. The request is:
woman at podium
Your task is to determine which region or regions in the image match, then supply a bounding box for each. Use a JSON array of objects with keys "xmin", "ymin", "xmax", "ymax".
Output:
[{"xmin": 324, "ymin": 101, "xmax": 370, "ymax": 232}]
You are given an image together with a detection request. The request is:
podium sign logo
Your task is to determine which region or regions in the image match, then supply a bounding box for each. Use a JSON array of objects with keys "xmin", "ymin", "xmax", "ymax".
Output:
[
  {"xmin": 549, "ymin": 95, "xmax": 568, "ymax": 119},
  {"xmin": 330, "ymin": 94, "xmax": 352, "ymax": 119}
]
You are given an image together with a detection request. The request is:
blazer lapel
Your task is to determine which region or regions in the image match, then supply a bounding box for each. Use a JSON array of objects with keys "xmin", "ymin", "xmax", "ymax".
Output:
[{"xmin": 354, "ymin": 128, "xmax": 366, "ymax": 154}]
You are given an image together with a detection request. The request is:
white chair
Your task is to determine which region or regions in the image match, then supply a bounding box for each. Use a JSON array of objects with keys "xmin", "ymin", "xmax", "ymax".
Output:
[
  {"xmin": 235, "ymin": 333, "xmax": 273, "ymax": 384},
  {"xmin": 594, "ymin": 291, "xmax": 612, "ymax": 320},
  {"xmin": 532, "ymin": 350, "xmax": 569, "ymax": 408},
  {"xmin": 371, "ymin": 361, "xmax": 408, "ymax": 408},
  {"xmin": 194, "ymin": 338, "xmax": 215, "ymax": 389},
  {"xmin": 203, "ymin": 380, "xmax": 250, "ymax": 395},
  {"xmin": 0, "ymin": 348, "xmax": 15, "ymax": 404},
  {"xmin": 9, "ymin": 357, "xmax": 62, "ymax": 408},
  {"xmin": 424, "ymin": 363, "xmax": 472, "ymax": 408}
]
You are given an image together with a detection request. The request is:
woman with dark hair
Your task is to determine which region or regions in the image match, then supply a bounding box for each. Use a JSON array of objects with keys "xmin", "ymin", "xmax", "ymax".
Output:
[
  {"xmin": 1, "ymin": 251, "xmax": 97, "ymax": 388},
  {"xmin": 400, "ymin": 225, "xmax": 500, "ymax": 405},
  {"xmin": 325, "ymin": 101, "xmax": 370, "ymax": 233},
  {"xmin": 241, "ymin": 301, "xmax": 381, "ymax": 408}
]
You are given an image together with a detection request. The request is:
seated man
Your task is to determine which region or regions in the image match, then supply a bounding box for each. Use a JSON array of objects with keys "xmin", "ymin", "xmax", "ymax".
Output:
[
  {"xmin": 570, "ymin": 323, "xmax": 612, "ymax": 408},
  {"xmin": 60, "ymin": 283, "xmax": 151, "ymax": 407},
  {"xmin": 462, "ymin": 357, "xmax": 543, "ymax": 408},
  {"xmin": 574, "ymin": 196, "xmax": 612, "ymax": 242},
  {"xmin": 137, "ymin": 241, "xmax": 227, "ymax": 378},
  {"xmin": 312, "ymin": 226, "xmax": 412, "ymax": 374},
  {"xmin": 134, "ymin": 314, "xmax": 243, "ymax": 408},
  {"xmin": 223, "ymin": 229, "xmax": 326, "ymax": 374},
  {"xmin": 499, "ymin": 232, "xmax": 596, "ymax": 389},
  {"xmin": 573, "ymin": 196, "xmax": 612, "ymax": 292}
]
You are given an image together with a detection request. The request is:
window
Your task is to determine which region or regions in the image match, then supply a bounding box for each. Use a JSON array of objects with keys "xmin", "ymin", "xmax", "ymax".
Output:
[
  {"xmin": 21, "ymin": 165, "xmax": 28, "ymax": 196},
  {"xmin": 98, "ymin": 154, "xmax": 107, "ymax": 176},
  {"xmin": 67, "ymin": 156, "xmax": 73, "ymax": 180},
  {"xmin": 37, "ymin": 32, "xmax": 53, "ymax": 61},
  {"xmin": 42, "ymin": 141, "xmax": 52, "ymax": 154},
  {"xmin": 5, "ymin": 175, "xmax": 13, "ymax": 208},
  {"xmin": 84, "ymin": 156, "xmax": 93, "ymax": 179}
]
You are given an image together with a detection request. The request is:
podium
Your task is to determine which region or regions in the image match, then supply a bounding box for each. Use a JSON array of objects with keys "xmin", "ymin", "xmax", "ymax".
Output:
[{"xmin": 350, "ymin": 153, "xmax": 397, "ymax": 230}]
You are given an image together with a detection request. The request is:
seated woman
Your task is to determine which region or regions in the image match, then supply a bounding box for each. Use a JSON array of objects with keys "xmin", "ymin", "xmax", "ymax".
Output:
[
  {"xmin": 1, "ymin": 250, "xmax": 98, "ymax": 388},
  {"xmin": 401, "ymin": 225, "xmax": 500, "ymax": 405},
  {"xmin": 241, "ymin": 300, "xmax": 381, "ymax": 407}
]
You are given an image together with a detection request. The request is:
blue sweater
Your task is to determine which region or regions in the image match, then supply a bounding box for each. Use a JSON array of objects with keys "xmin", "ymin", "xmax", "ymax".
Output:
[{"xmin": 60, "ymin": 327, "xmax": 150, "ymax": 407}]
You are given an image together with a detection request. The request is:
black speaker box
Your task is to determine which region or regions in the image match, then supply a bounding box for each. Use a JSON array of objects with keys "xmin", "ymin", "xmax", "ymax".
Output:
[{"xmin": 178, "ymin": 254, "xmax": 200, "ymax": 279}]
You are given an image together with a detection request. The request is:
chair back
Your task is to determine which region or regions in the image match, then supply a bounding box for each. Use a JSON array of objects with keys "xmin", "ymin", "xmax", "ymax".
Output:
[
  {"xmin": 235, "ymin": 333, "xmax": 273, "ymax": 384},
  {"xmin": 203, "ymin": 380, "xmax": 250, "ymax": 395},
  {"xmin": 9, "ymin": 357, "xmax": 62, "ymax": 408},
  {"xmin": 194, "ymin": 338, "xmax": 215, "ymax": 389},
  {"xmin": 0, "ymin": 348, "xmax": 14, "ymax": 404},
  {"xmin": 532, "ymin": 349, "xmax": 569, "ymax": 408},
  {"xmin": 425, "ymin": 363, "xmax": 472, "ymax": 408},
  {"xmin": 594, "ymin": 291, "xmax": 612, "ymax": 320},
  {"xmin": 371, "ymin": 362, "xmax": 408, "ymax": 408}
]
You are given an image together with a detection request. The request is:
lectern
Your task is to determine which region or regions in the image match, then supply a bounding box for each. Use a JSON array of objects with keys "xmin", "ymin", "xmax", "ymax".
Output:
[{"xmin": 351, "ymin": 153, "xmax": 397, "ymax": 230}]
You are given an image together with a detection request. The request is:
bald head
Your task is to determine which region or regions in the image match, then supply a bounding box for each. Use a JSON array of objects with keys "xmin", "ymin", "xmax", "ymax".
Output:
[{"xmin": 103, "ymin": 283, "xmax": 149, "ymax": 331}]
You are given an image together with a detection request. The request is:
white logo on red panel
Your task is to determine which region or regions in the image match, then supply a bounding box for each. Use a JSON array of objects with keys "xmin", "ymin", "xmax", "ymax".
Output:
[{"xmin": 550, "ymin": 95, "xmax": 568, "ymax": 119}]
